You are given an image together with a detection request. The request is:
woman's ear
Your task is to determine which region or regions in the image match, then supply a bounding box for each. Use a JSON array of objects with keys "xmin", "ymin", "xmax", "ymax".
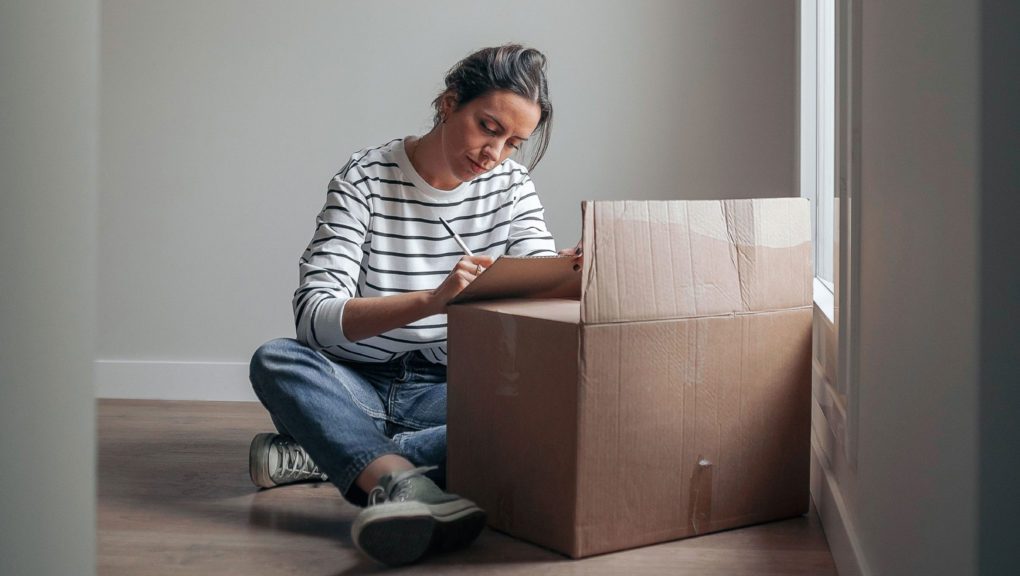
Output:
[{"xmin": 440, "ymin": 91, "xmax": 457, "ymax": 122}]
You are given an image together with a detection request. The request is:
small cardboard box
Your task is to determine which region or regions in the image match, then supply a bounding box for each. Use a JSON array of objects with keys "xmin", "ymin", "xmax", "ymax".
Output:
[{"xmin": 447, "ymin": 198, "xmax": 813, "ymax": 558}]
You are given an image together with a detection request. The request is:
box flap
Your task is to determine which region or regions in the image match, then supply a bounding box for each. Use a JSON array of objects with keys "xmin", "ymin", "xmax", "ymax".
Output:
[{"xmin": 580, "ymin": 199, "xmax": 811, "ymax": 325}]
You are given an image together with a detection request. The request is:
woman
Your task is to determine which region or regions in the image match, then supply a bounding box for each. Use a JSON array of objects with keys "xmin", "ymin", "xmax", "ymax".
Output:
[{"xmin": 248, "ymin": 44, "xmax": 578, "ymax": 566}]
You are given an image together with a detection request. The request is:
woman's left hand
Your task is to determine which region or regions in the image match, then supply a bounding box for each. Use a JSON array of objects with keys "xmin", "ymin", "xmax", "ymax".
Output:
[{"xmin": 558, "ymin": 240, "xmax": 583, "ymax": 271}]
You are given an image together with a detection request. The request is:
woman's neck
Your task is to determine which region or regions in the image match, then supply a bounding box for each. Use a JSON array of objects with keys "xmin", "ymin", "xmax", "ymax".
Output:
[{"xmin": 410, "ymin": 131, "xmax": 460, "ymax": 191}]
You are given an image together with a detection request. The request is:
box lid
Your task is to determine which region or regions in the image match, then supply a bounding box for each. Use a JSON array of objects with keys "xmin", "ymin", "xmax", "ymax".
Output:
[{"xmin": 580, "ymin": 198, "xmax": 812, "ymax": 325}]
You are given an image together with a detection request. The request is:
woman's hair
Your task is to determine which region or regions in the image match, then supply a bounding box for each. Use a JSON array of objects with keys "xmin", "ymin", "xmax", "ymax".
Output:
[{"xmin": 432, "ymin": 44, "xmax": 553, "ymax": 171}]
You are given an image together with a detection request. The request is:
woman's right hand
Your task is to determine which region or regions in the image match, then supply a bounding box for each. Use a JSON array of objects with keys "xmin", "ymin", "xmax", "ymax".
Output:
[{"xmin": 429, "ymin": 254, "xmax": 495, "ymax": 313}]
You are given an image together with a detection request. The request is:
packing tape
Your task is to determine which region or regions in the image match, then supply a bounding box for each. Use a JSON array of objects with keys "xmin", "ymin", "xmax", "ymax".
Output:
[{"xmin": 688, "ymin": 457, "xmax": 713, "ymax": 534}]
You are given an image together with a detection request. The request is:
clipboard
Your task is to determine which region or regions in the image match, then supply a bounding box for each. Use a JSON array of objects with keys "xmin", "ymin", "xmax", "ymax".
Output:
[{"xmin": 450, "ymin": 254, "xmax": 582, "ymax": 304}]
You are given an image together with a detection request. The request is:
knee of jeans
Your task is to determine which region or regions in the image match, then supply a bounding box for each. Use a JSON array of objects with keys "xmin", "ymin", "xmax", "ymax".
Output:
[{"xmin": 249, "ymin": 338, "xmax": 296, "ymax": 397}]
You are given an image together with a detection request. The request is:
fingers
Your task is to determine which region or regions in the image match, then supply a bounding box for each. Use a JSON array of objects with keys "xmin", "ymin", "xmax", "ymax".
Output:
[
  {"xmin": 558, "ymin": 239, "xmax": 583, "ymax": 257},
  {"xmin": 455, "ymin": 258, "xmax": 483, "ymax": 276},
  {"xmin": 454, "ymin": 268, "xmax": 477, "ymax": 284},
  {"xmin": 466, "ymin": 254, "xmax": 495, "ymax": 267},
  {"xmin": 456, "ymin": 255, "xmax": 493, "ymax": 277},
  {"xmin": 433, "ymin": 256, "xmax": 491, "ymax": 312},
  {"xmin": 446, "ymin": 259, "xmax": 484, "ymax": 296},
  {"xmin": 558, "ymin": 242, "xmax": 584, "ymax": 271}
]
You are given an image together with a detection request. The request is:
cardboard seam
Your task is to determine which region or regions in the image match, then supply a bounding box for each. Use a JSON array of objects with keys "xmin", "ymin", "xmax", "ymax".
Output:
[
  {"xmin": 581, "ymin": 201, "xmax": 598, "ymax": 324},
  {"xmin": 729, "ymin": 201, "xmax": 753, "ymax": 313},
  {"xmin": 684, "ymin": 205, "xmax": 699, "ymax": 316},
  {"xmin": 667, "ymin": 203, "xmax": 680, "ymax": 318},
  {"xmin": 611, "ymin": 204, "xmax": 622, "ymax": 322},
  {"xmin": 722, "ymin": 201, "xmax": 739, "ymax": 273},
  {"xmin": 643, "ymin": 202, "xmax": 660, "ymax": 318},
  {"xmin": 581, "ymin": 304, "xmax": 813, "ymax": 327}
]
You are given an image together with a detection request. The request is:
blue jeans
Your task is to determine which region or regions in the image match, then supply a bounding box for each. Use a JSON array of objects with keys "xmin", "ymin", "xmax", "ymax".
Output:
[{"xmin": 250, "ymin": 338, "xmax": 447, "ymax": 505}]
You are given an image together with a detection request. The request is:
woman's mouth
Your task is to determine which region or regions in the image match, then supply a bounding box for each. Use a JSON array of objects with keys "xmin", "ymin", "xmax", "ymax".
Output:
[{"xmin": 468, "ymin": 156, "xmax": 487, "ymax": 174}]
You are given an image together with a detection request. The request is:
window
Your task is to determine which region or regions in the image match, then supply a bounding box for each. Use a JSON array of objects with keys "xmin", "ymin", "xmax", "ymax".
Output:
[
  {"xmin": 800, "ymin": 0, "xmax": 836, "ymax": 292},
  {"xmin": 803, "ymin": 4, "xmax": 864, "ymax": 569},
  {"xmin": 802, "ymin": 0, "xmax": 860, "ymax": 469}
]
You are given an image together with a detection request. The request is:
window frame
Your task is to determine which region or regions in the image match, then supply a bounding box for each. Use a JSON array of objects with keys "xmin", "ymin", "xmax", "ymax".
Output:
[
  {"xmin": 801, "ymin": 0, "xmax": 861, "ymax": 470},
  {"xmin": 834, "ymin": 0, "xmax": 862, "ymax": 470}
]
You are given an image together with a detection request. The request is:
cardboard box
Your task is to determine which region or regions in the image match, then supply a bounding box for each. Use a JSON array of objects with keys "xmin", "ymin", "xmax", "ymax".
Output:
[{"xmin": 447, "ymin": 198, "xmax": 813, "ymax": 558}]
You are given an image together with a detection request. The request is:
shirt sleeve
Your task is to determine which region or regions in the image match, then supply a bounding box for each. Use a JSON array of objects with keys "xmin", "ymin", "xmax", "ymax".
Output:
[
  {"xmin": 293, "ymin": 173, "xmax": 371, "ymax": 350},
  {"xmin": 505, "ymin": 177, "xmax": 558, "ymax": 256}
]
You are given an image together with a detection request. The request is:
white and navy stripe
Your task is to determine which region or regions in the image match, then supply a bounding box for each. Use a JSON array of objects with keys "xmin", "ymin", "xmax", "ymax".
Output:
[{"xmin": 293, "ymin": 138, "xmax": 557, "ymax": 366}]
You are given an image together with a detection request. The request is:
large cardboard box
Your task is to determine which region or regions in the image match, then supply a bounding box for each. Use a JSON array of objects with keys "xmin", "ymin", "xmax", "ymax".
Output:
[{"xmin": 447, "ymin": 198, "xmax": 813, "ymax": 558}]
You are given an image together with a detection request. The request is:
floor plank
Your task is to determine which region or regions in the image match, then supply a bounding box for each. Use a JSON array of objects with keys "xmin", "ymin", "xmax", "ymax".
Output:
[{"xmin": 97, "ymin": 399, "xmax": 837, "ymax": 575}]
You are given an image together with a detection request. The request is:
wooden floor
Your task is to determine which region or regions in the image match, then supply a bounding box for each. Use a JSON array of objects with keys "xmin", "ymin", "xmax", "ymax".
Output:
[{"xmin": 98, "ymin": 399, "xmax": 838, "ymax": 575}]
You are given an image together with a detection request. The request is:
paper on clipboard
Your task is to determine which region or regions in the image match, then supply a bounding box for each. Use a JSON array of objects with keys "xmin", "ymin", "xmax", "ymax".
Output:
[{"xmin": 450, "ymin": 254, "xmax": 582, "ymax": 304}]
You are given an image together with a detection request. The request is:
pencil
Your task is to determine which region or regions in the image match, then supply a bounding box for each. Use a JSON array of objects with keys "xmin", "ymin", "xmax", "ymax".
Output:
[{"xmin": 438, "ymin": 217, "xmax": 474, "ymax": 256}]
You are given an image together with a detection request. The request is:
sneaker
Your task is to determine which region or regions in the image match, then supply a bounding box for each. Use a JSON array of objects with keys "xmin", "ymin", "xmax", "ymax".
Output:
[
  {"xmin": 351, "ymin": 465, "xmax": 486, "ymax": 566},
  {"xmin": 248, "ymin": 432, "xmax": 328, "ymax": 488}
]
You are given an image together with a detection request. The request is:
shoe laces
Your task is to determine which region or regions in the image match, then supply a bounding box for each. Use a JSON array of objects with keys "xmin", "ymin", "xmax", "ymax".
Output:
[
  {"xmin": 367, "ymin": 465, "xmax": 437, "ymax": 506},
  {"xmin": 273, "ymin": 436, "xmax": 324, "ymax": 483}
]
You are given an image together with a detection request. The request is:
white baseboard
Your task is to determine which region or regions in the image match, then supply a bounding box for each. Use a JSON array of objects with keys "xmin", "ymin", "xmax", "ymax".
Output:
[
  {"xmin": 94, "ymin": 359, "xmax": 257, "ymax": 402},
  {"xmin": 811, "ymin": 430, "xmax": 870, "ymax": 576}
]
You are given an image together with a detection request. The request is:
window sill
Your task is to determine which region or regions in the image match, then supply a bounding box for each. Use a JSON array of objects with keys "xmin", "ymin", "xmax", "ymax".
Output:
[{"xmin": 814, "ymin": 277, "xmax": 836, "ymax": 324}]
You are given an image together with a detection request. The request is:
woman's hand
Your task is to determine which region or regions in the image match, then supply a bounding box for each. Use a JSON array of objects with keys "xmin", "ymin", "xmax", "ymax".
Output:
[
  {"xmin": 558, "ymin": 240, "xmax": 584, "ymax": 271},
  {"xmin": 429, "ymin": 254, "xmax": 496, "ymax": 313}
]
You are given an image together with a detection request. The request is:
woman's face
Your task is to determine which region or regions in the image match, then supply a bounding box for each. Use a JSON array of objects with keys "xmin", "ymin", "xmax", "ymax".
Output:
[{"xmin": 439, "ymin": 89, "xmax": 542, "ymax": 182}]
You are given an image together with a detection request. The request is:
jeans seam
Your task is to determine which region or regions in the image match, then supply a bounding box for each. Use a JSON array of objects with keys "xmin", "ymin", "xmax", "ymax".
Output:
[
  {"xmin": 341, "ymin": 384, "xmax": 388, "ymax": 420},
  {"xmin": 386, "ymin": 415, "xmax": 443, "ymax": 430},
  {"xmin": 324, "ymin": 354, "xmax": 389, "ymax": 421}
]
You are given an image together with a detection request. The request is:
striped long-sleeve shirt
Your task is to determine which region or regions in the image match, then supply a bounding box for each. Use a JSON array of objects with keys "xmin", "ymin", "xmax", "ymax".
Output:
[{"xmin": 293, "ymin": 137, "xmax": 558, "ymax": 366}]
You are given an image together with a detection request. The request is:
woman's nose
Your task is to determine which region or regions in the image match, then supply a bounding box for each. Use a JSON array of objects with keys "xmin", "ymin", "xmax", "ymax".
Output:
[{"xmin": 482, "ymin": 141, "xmax": 503, "ymax": 163}]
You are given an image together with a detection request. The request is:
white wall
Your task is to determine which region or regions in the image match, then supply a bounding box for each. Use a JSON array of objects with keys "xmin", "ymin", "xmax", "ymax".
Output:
[
  {"xmin": 0, "ymin": 1, "xmax": 98, "ymax": 574},
  {"xmin": 848, "ymin": 1, "xmax": 979, "ymax": 574},
  {"xmin": 97, "ymin": 0, "xmax": 797, "ymax": 399}
]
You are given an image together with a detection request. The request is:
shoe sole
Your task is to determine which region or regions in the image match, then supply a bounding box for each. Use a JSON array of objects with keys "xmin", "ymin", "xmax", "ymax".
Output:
[
  {"xmin": 352, "ymin": 499, "xmax": 487, "ymax": 566},
  {"xmin": 249, "ymin": 432, "xmax": 277, "ymax": 488}
]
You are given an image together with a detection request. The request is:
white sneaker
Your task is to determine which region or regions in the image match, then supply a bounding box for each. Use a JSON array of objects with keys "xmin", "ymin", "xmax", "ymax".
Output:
[{"xmin": 248, "ymin": 432, "xmax": 328, "ymax": 488}]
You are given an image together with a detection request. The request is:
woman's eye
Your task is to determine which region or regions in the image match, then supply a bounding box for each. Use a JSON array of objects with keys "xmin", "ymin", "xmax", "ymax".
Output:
[
  {"xmin": 481, "ymin": 122, "xmax": 497, "ymax": 134},
  {"xmin": 508, "ymin": 142, "xmax": 520, "ymax": 151}
]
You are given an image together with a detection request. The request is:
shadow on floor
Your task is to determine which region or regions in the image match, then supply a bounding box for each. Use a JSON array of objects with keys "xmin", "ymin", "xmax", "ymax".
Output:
[{"xmin": 99, "ymin": 432, "xmax": 568, "ymax": 569}]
